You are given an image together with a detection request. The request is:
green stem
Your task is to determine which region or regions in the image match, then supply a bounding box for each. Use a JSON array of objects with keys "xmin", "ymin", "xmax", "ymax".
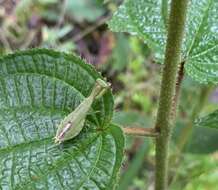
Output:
[{"xmin": 154, "ymin": 1, "xmax": 189, "ymax": 190}]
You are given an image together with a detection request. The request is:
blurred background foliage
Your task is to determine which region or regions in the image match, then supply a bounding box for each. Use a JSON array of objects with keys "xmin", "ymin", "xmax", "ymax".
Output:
[{"xmin": 0, "ymin": 0, "xmax": 217, "ymax": 189}]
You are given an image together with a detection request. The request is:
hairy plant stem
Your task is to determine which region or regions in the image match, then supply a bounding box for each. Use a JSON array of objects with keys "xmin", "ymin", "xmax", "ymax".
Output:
[{"xmin": 154, "ymin": 1, "xmax": 189, "ymax": 190}]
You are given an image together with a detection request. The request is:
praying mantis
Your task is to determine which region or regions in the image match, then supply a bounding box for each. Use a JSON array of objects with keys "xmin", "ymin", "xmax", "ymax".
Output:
[{"xmin": 54, "ymin": 78, "xmax": 110, "ymax": 144}]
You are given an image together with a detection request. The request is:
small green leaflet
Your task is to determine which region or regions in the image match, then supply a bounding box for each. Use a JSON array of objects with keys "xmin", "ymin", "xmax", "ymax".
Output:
[{"xmin": 55, "ymin": 78, "xmax": 110, "ymax": 143}]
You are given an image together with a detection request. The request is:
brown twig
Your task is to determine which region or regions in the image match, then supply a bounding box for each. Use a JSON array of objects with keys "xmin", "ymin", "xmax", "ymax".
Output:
[{"xmin": 122, "ymin": 127, "xmax": 159, "ymax": 137}]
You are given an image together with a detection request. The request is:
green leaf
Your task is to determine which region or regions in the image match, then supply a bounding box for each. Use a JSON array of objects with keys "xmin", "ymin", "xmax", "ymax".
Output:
[
  {"xmin": 185, "ymin": 0, "xmax": 218, "ymax": 84},
  {"xmin": 108, "ymin": 0, "xmax": 167, "ymax": 62},
  {"xmin": 0, "ymin": 49, "xmax": 124, "ymax": 189},
  {"xmin": 109, "ymin": 0, "xmax": 218, "ymax": 84},
  {"xmin": 195, "ymin": 110, "xmax": 218, "ymax": 129}
]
